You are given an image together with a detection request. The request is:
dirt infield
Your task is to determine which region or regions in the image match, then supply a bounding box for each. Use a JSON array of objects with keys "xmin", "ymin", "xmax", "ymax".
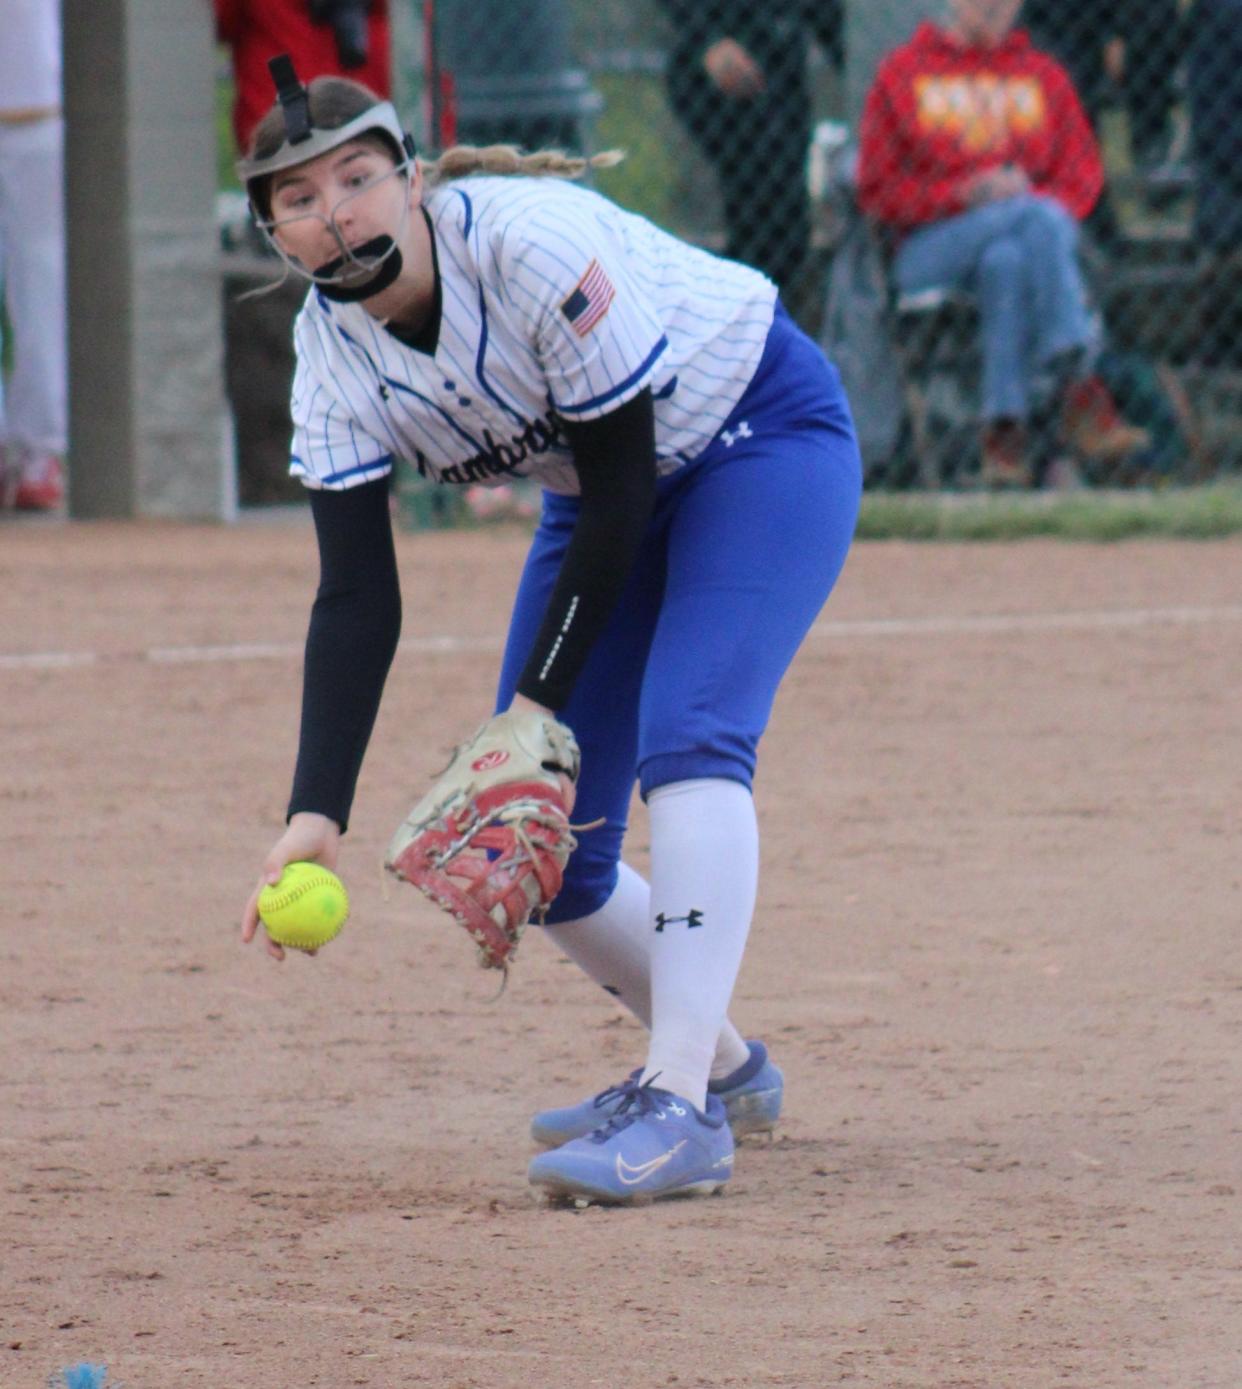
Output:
[{"xmin": 2, "ymin": 517, "xmax": 1240, "ymax": 1389}]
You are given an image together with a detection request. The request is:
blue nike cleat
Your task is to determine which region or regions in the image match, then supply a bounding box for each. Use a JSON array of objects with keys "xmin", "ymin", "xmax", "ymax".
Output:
[
  {"xmin": 708, "ymin": 1039, "xmax": 783, "ymax": 1138},
  {"xmin": 528, "ymin": 1080, "xmax": 734, "ymax": 1206},
  {"xmin": 530, "ymin": 1039, "xmax": 783, "ymax": 1146}
]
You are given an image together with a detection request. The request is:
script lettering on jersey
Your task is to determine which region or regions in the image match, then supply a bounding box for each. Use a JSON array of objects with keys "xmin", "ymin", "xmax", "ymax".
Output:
[{"xmin": 421, "ymin": 407, "xmax": 565, "ymax": 485}]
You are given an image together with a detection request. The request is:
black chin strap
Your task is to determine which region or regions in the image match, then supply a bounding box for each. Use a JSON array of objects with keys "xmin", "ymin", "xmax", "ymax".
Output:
[
  {"xmin": 313, "ymin": 238, "xmax": 405, "ymax": 303},
  {"xmin": 269, "ymin": 54, "xmax": 312, "ymax": 144}
]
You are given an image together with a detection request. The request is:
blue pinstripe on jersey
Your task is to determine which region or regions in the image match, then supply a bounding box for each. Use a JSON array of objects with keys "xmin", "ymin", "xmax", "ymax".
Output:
[{"xmin": 553, "ymin": 337, "xmax": 670, "ymax": 415}]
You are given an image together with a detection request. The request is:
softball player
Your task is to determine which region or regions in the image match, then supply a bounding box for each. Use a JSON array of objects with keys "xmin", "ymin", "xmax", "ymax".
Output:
[{"xmin": 238, "ymin": 60, "xmax": 862, "ymax": 1205}]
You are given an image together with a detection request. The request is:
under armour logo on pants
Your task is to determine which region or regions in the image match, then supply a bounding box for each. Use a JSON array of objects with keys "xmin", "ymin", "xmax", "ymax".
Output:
[{"xmin": 720, "ymin": 421, "xmax": 753, "ymax": 448}]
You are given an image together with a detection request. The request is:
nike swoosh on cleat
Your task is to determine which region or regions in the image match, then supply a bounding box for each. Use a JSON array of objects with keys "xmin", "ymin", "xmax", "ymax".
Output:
[{"xmin": 615, "ymin": 1140, "xmax": 687, "ymax": 1186}]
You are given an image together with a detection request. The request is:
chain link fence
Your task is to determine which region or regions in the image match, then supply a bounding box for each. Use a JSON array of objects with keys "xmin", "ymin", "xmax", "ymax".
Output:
[{"xmin": 222, "ymin": 0, "xmax": 1242, "ymax": 501}]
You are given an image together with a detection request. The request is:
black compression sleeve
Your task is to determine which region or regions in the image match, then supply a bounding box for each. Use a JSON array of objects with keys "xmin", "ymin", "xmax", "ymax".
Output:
[
  {"xmin": 287, "ymin": 478, "xmax": 402, "ymax": 832},
  {"xmin": 515, "ymin": 389, "xmax": 657, "ymax": 711}
]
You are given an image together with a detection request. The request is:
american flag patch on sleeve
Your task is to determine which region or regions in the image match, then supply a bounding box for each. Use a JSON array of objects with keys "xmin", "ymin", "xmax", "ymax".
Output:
[{"xmin": 560, "ymin": 259, "xmax": 616, "ymax": 336}]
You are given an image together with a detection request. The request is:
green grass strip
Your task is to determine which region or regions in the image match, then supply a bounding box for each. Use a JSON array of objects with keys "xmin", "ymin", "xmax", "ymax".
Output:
[{"xmin": 856, "ymin": 484, "xmax": 1242, "ymax": 541}]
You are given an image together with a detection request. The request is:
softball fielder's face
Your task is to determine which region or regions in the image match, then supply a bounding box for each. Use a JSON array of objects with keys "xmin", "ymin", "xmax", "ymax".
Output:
[
  {"xmin": 268, "ymin": 138, "xmax": 420, "ymax": 284},
  {"xmin": 948, "ymin": 0, "xmax": 1023, "ymax": 44}
]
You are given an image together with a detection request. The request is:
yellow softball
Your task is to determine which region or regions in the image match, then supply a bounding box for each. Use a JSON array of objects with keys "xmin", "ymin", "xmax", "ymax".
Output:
[{"xmin": 257, "ymin": 862, "xmax": 350, "ymax": 952}]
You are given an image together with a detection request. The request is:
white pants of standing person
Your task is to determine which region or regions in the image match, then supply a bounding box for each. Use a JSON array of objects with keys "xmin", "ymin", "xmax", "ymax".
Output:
[{"xmin": 0, "ymin": 114, "xmax": 66, "ymax": 509}]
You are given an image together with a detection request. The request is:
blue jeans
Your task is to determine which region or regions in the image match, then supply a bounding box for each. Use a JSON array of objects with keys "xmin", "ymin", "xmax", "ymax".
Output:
[{"xmin": 893, "ymin": 195, "xmax": 1092, "ymax": 421}]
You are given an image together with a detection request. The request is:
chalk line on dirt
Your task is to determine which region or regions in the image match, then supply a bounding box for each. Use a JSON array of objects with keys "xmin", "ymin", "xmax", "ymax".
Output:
[{"xmin": 3, "ymin": 605, "xmax": 1241, "ymax": 673}]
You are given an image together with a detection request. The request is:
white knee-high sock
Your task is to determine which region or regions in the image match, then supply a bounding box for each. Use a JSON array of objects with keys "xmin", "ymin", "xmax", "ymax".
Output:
[
  {"xmin": 540, "ymin": 861, "xmax": 751, "ymax": 1078},
  {"xmin": 641, "ymin": 778, "xmax": 758, "ymax": 1110},
  {"xmin": 541, "ymin": 863, "xmax": 652, "ymax": 1021}
]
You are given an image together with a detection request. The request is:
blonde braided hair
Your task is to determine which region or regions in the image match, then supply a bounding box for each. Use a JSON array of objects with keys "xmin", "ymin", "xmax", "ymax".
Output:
[{"xmin": 422, "ymin": 144, "xmax": 625, "ymax": 187}]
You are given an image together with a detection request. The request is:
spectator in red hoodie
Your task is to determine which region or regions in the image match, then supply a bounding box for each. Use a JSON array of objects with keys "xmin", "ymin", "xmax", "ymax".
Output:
[
  {"xmin": 858, "ymin": 0, "xmax": 1147, "ymax": 487},
  {"xmin": 216, "ymin": 0, "xmax": 391, "ymax": 154}
]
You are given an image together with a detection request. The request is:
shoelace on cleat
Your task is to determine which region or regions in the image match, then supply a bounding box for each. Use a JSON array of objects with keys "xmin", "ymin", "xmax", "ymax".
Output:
[{"xmin": 587, "ymin": 1075, "xmax": 671, "ymax": 1143}]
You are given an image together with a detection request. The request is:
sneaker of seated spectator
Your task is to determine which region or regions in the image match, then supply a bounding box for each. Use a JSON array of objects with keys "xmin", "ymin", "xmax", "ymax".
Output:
[
  {"xmin": 1059, "ymin": 376, "xmax": 1151, "ymax": 467},
  {"xmin": 979, "ymin": 418, "xmax": 1031, "ymax": 489}
]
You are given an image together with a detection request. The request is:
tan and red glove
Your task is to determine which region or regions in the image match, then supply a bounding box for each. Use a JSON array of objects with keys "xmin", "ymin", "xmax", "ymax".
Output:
[{"xmin": 385, "ymin": 708, "xmax": 581, "ymax": 970}]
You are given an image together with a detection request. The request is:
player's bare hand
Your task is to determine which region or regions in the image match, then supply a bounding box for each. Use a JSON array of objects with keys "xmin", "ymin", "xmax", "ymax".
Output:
[
  {"xmin": 704, "ymin": 39, "xmax": 766, "ymax": 99},
  {"xmin": 241, "ymin": 812, "xmax": 342, "ymax": 961}
]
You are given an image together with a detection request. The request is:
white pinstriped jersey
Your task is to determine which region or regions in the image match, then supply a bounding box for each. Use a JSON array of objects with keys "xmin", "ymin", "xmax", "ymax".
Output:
[{"xmin": 289, "ymin": 175, "xmax": 778, "ymax": 494}]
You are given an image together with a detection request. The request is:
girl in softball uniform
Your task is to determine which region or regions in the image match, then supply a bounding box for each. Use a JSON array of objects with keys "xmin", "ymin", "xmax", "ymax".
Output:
[{"xmin": 238, "ymin": 59, "xmax": 861, "ymax": 1205}]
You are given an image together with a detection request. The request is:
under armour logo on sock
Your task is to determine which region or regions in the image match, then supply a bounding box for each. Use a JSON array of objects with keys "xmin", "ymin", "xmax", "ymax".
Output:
[
  {"xmin": 654, "ymin": 909, "xmax": 704, "ymax": 933},
  {"xmin": 720, "ymin": 421, "xmax": 752, "ymax": 448}
]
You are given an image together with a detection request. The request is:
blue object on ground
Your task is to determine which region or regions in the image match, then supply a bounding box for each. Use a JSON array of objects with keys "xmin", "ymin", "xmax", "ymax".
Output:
[{"xmin": 58, "ymin": 1365, "xmax": 109, "ymax": 1389}]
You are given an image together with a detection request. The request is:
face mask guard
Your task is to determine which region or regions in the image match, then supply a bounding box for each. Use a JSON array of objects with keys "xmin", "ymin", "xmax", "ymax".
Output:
[{"xmin": 237, "ymin": 55, "xmax": 419, "ymax": 302}]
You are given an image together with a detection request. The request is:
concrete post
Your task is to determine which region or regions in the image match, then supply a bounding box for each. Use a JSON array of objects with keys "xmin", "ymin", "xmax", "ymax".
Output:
[{"xmin": 63, "ymin": 0, "xmax": 230, "ymax": 519}]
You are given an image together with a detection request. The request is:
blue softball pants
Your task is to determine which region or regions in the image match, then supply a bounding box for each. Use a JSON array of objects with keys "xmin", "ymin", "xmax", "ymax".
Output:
[{"xmin": 495, "ymin": 304, "xmax": 862, "ymax": 924}]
